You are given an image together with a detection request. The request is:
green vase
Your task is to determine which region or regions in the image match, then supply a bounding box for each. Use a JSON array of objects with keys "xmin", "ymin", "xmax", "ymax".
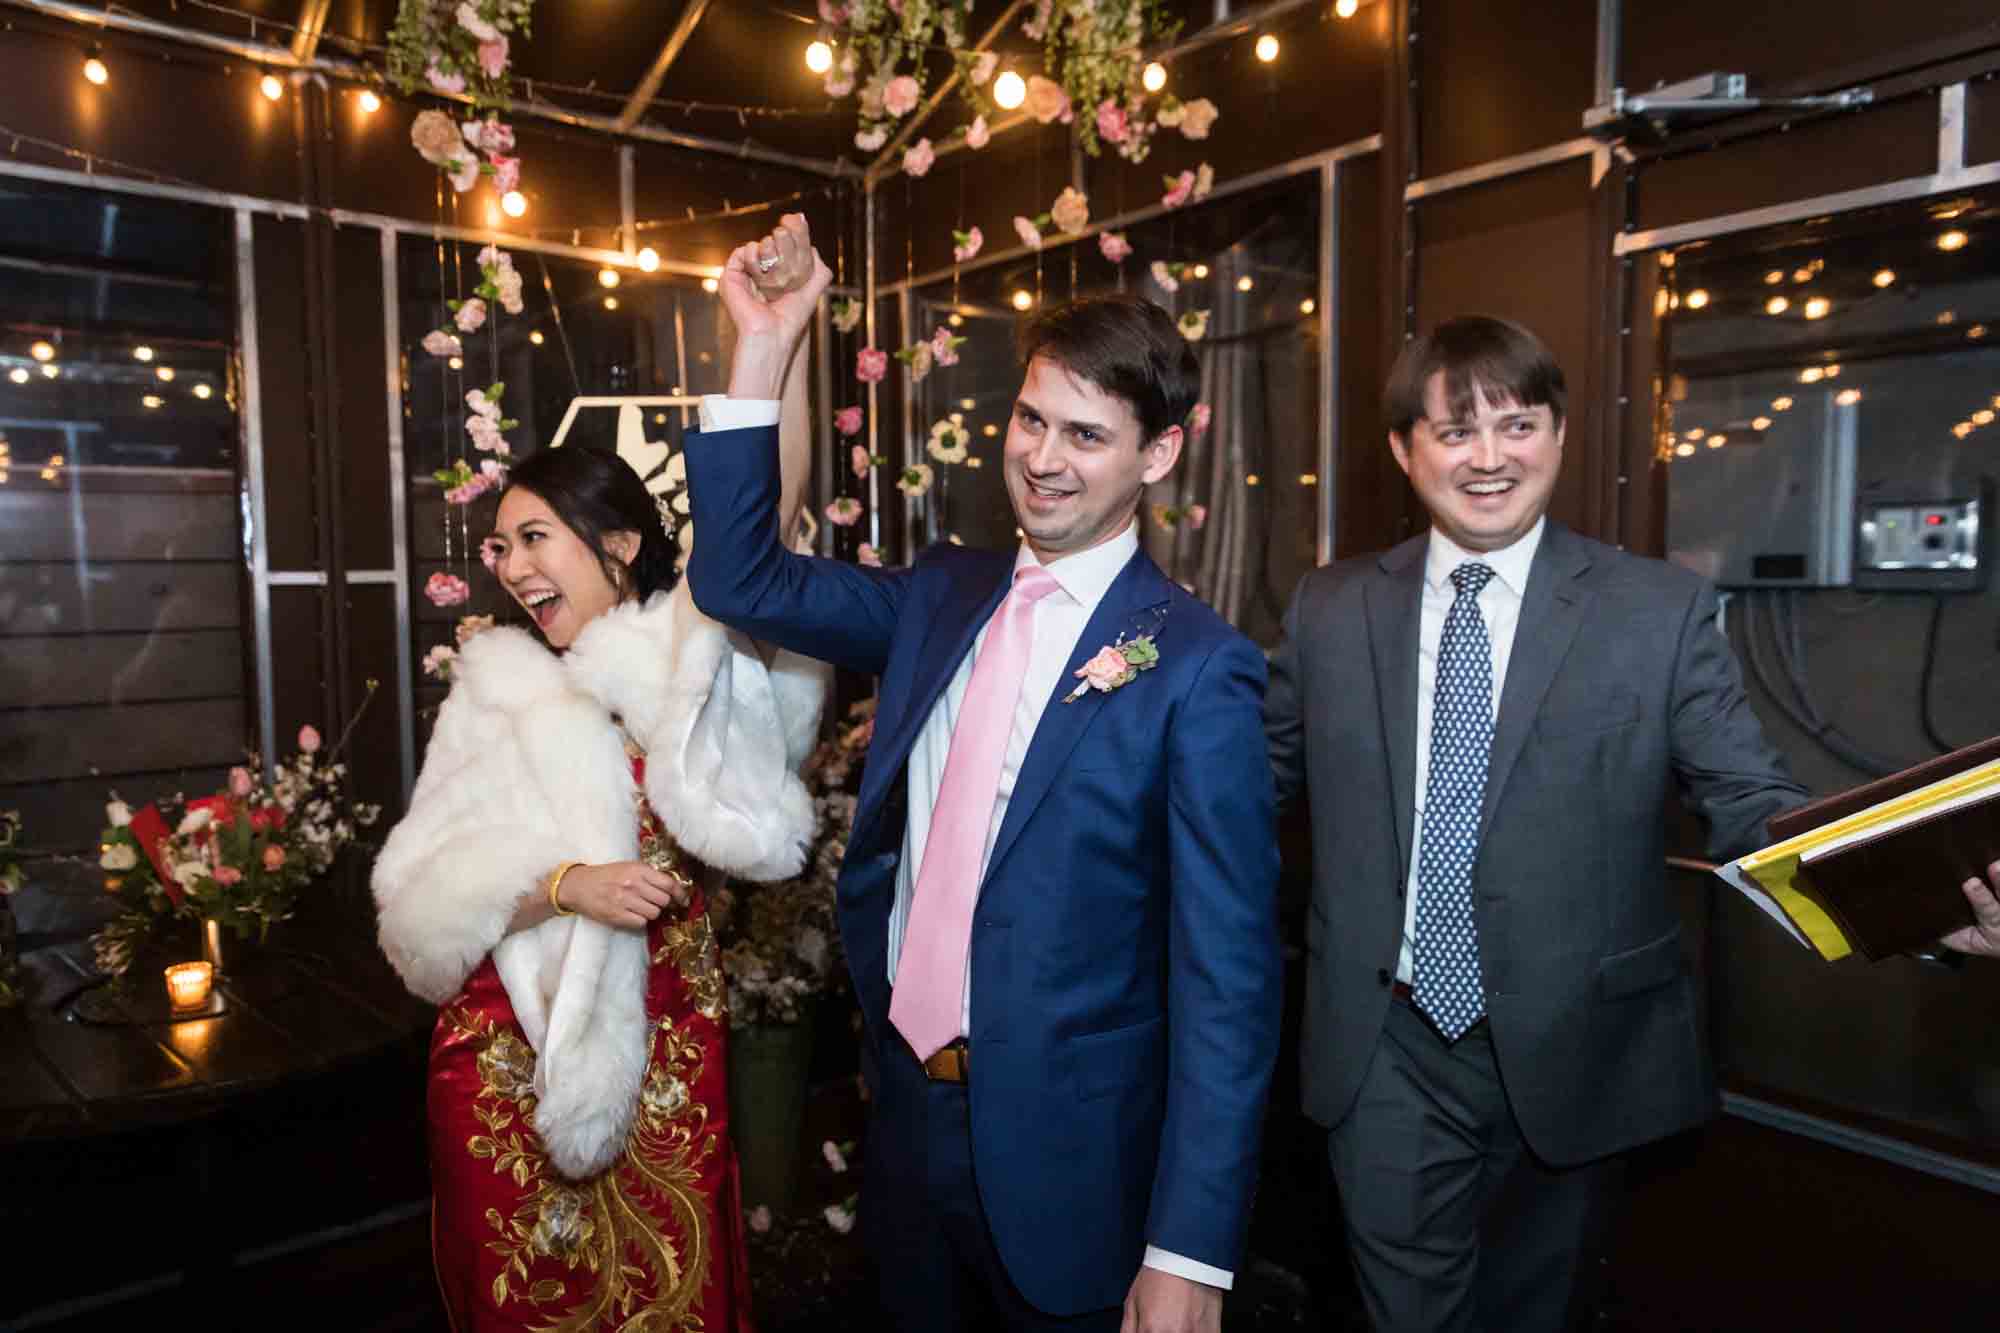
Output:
[{"xmin": 728, "ymin": 1013, "xmax": 816, "ymax": 1214}]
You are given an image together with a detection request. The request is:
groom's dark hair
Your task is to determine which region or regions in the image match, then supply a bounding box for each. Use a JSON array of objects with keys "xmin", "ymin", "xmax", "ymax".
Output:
[{"xmin": 1017, "ymin": 292, "xmax": 1201, "ymax": 443}]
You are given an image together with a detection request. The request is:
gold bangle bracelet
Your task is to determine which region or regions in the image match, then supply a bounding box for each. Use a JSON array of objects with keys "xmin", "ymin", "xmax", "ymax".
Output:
[{"xmin": 547, "ymin": 860, "xmax": 583, "ymax": 917}]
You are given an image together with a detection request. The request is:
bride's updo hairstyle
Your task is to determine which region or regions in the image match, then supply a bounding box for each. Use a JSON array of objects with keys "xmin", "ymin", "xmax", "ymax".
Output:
[{"xmin": 500, "ymin": 446, "xmax": 678, "ymax": 601}]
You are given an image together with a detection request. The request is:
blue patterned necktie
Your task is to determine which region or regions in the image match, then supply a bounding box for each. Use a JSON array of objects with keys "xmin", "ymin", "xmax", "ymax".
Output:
[{"xmin": 1412, "ymin": 561, "xmax": 1497, "ymax": 1042}]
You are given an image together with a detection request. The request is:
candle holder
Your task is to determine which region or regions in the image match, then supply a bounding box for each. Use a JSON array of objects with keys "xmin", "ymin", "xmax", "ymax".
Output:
[{"xmin": 164, "ymin": 961, "xmax": 214, "ymax": 1011}]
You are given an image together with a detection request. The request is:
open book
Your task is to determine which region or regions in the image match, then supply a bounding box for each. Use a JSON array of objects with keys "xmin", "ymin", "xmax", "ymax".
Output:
[{"xmin": 1716, "ymin": 735, "xmax": 2000, "ymax": 961}]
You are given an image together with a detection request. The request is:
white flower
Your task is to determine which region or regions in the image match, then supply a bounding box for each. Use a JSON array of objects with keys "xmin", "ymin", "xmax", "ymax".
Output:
[
  {"xmin": 897, "ymin": 463, "xmax": 935, "ymax": 498},
  {"xmin": 1179, "ymin": 98, "xmax": 1220, "ymax": 140},
  {"xmin": 1050, "ymin": 186, "xmax": 1089, "ymax": 237},
  {"xmin": 1178, "ymin": 309, "xmax": 1211, "ymax": 342},
  {"xmin": 1013, "ymin": 215, "xmax": 1043, "ymax": 251},
  {"xmin": 821, "ymin": 1138, "xmax": 848, "ymax": 1173},
  {"xmin": 421, "ymin": 644, "xmax": 458, "ymax": 680},
  {"xmin": 1150, "ymin": 260, "xmax": 1179, "ymax": 294},
  {"xmin": 456, "ymin": 3, "xmax": 500, "ymax": 43},
  {"xmin": 106, "ymin": 799, "xmax": 133, "ymax": 828},
  {"xmin": 854, "ymin": 126, "xmax": 888, "ymax": 152},
  {"xmin": 926, "ymin": 419, "xmax": 969, "ymax": 464},
  {"xmin": 100, "ymin": 843, "xmax": 138, "ymax": 872},
  {"xmin": 177, "ymin": 807, "xmax": 214, "ymax": 836},
  {"xmin": 823, "ymin": 1203, "xmax": 856, "ymax": 1234},
  {"xmin": 1194, "ymin": 162, "xmax": 1215, "ymax": 200},
  {"xmin": 172, "ymin": 861, "xmax": 208, "ymax": 889}
]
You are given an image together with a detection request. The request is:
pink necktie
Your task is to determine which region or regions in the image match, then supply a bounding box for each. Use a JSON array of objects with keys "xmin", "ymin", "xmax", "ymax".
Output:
[{"xmin": 891, "ymin": 563, "xmax": 1063, "ymax": 1060}]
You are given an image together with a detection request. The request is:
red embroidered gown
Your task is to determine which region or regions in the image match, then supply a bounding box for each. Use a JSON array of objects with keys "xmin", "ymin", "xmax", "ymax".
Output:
[{"xmin": 426, "ymin": 754, "xmax": 754, "ymax": 1331}]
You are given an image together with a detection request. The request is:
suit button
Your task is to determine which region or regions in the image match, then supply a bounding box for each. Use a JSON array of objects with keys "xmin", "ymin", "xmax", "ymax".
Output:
[{"xmin": 1376, "ymin": 968, "xmax": 1391, "ymax": 988}]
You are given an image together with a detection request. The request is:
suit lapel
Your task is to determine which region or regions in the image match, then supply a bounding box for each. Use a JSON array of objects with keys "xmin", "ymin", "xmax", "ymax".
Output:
[
  {"xmin": 1367, "ymin": 537, "xmax": 1427, "ymax": 883},
  {"xmin": 980, "ymin": 549, "xmax": 1173, "ymax": 886},
  {"xmin": 1478, "ymin": 523, "xmax": 1593, "ymax": 840}
]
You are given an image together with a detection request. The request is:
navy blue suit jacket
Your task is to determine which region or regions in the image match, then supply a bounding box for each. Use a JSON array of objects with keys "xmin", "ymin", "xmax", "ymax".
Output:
[{"xmin": 684, "ymin": 425, "xmax": 1281, "ymax": 1313}]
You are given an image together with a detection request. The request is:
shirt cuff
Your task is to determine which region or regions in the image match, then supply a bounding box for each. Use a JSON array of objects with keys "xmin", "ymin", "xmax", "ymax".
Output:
[
  {"xmin": 697, "ymin": 394, "xmax": 781, "ymax": 433},
  {"xmin": 1142, "ymin": 1245, "xmax": 1233, "ymax": 1291}
]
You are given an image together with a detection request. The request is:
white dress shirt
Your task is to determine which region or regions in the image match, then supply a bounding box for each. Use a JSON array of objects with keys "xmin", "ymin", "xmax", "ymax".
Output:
[
  {"xmin": 697, "ymin": 399, "xmax": 1225, "ymax": 1288},
  {"xmin": 1396, "ymin": 519, "xmax": 1545, "ymax": 985}
]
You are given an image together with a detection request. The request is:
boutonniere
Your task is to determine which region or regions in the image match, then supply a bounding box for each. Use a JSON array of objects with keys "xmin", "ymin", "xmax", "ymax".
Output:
[{"xmin": 1063, "ymin": 608, "xmax": 1168, "ymax": 704}]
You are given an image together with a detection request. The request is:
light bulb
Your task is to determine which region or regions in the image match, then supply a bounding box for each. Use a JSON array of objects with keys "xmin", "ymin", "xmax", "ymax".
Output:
[
  {"xmin": 501, "ymin": 190, "xmax": 527, "ymax": 218},
  {"xmin": 1245, "ymin": 473, "xmax": 1262, "ymax": 486},
  {"xmin": 1803, "ymin": 296, "xmax": 1830, "ymax": 320},
  {"xmin": 359, "ymin": 89, "xmax": 382, "ymax": 114},
  {"xmin": 700, "ymin": 276, "xmax": 719, "ymax": 294},
  {"xmin": 1706, "ymin": 437, "xmax": 1725, "ymax": 449},
  {"xmin": 1299, "ymin": 473, "xmax": 1319, "ymax": 485},
  {"xmin": 1255, "ymin": 34, "xmax": 1280, "ymax": 63},
  {"xmin": 1142, "ymin": 62, "xmax": 1167, "ymax": 93},
  {"xmin": 447, "ymin": 356, "xmax": 463, "ymax": 370},
  {"xmin": 133, "ymin": 345, "xmax": 154, "ymax": 362},
  {"xmin": 1976, "ymin": 410, "xmax": 1996, "ymax": 426},
  {"xmin": 40, "ymin": 364, "xmax": 58, "ymax": 379},
  {"xmin": 193, "ymin": 383, "xmax": 214, "ymax": 400},
  {"xmin": 1752, "ymin": 416, "xmax": 1773, "ymax": 431},
  {"xmin": 599, "ymin": 267, "xmax": 621, "ymax": 289},
  {"xmin": 1937, "ymin": 230, "xmax": 1968, "ymax": 251},
  {"xmin": 806, "ymin": 41, "xmax": 834, "ymax": 74},
  {"xmin": 948, "ymin": 313, "xmax": 963, "ymax": 327},
  {"xmin": 1835, "ymin": 388, "xmax": 1862, "ymax": 406},
  {"xmin": 1685, "ymin": 427, "xmax": 1706, "ymax": 441},
  {"xmin": 1192, "ymin": 263, "xmax": 1209, "ymax": 279},
  {"xmin": 604, "ymin": 296, "xmax": 620, "ymax": 310},
  {"xmin": 1336, "ymin": 0, "xmax": 1360, "ymax": 15},
  {"xmin": 261, "ymin": 74, "xmax": 284, "ymax": 102},
  {"xmin": 1763, "ymin": 269, "xmax": 1784, "ymax": 285},
  {"xmin": 1236, "ymin": 275, "xmax": 1254, "ymax": 292},
  {"xmin": 1824, "ymin": 363, "xmax": 1840, "ymax": 377},
  {"xmin": 1011, "ymin": 289, "xmax": 1033, "ymax": 311},
  {"xmin": 1771, "ymin": 396, "xmax": 1793, "ymax": 411},
  {"xmin": 529, "ymin": 330, "xmax": 544, "ymax": 346},
  {"xmin": 7, "ymin": 368, "xmax": 27, "ymax": 385},
  {"xmin": 1674, "ymin": 442, "xmax": 1697, "ymax": 458},
  {"xmin": 1765, "ymin": 296, "xmax": 1789, "ymax": 315},
  {"xmin": 29, "ymin": 341, "xmax": 53, "ymax": 362},
  {"xmin": 1872, "ymin": 268, "xmax": 1895, "ymax": 288},
  {"xmin": 637, "ymin": 247, "xmax": 660, "ymax": 272},
  {"xmin": 1799, "ymin": 367, "xmax": 1824, "ymax": 384},
  {"xmin": 84, "ymin": 56, "xmax": 108, "ymax": 86},
  {"xmin": 156, "ymin": 366, "xmax": 175, "ymax": 382},
  {"xmin": 1685, "ymin": 288, "xmax": 1710, "ymax": 310},
  {"xmin": 1300, "ymin": 299, "xmax": 1315, "ymax": 315},
  {"xmin": 993, "ymin": 71, "xmax": 1027, "ymax": 110},
  {"xmin": 142, "ymin": 394, "xmax": 163, "ymax": 409}
]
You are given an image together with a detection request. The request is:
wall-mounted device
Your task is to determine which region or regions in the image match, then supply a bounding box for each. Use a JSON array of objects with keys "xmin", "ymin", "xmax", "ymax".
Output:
[{"xmin": 1853, "ymin": 481, "xmax": 1992, "ymax": 593}]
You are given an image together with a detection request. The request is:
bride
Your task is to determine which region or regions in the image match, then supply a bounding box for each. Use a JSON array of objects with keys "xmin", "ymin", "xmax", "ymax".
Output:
[{"xmin": 373, "ymin": 230, "xmax": 831, "ymax": 1330}]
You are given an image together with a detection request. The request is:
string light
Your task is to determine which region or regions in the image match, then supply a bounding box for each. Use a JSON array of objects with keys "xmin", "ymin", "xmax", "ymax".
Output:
[
  {"xmin": 448, "ymin": 355, "xmax": 463, "ymax": 369},
  {"xmin": 1803, "ymin": 296, "xmax": 1830, "ymax": 320},
  {"xmin": 260, "ymin": 74, "xmax": 284, "ymax": 102},
  {"xmin": 7, "ymin": 368, "xmax": 28, "ymax": 384},
  {"xmin": 142, "ymin": 394, "xmax": 163, "ymax": 409},
  {"xmin": 84, "ymin": 55, "xmax": 108, "ymax": 86},
  {"xmin": 40, "ymin": 364, "xmax": 58, "ymax": 379},
  {"xmin": 29, "ymin": 341, "xmax": 53, "ymax": 362},
  {"xmin": 1765, "ymin": 296, "xmax": 1789, "ymax": 315},
  {"xmin": 1937, "ymin": 229, "xmax": 1969, "ymax": 251},
  {"xmin": 598, "ymin": 267, "xmax": 622, "ymax": 288},
  {"xmin": 1142, "ymin": 62, "xmax": 1167, "ymax": 93},
  {"xmin": 1706, "ymin": 436, "xmax": 1725, "ymax": 449},
  {"xmin": 1752, "ymin": 415, "xmax": 1773, "ymax": 431},
  {"xmin": 1685, "ymin": 427, "xmax": 1707, "ymax": 441},
  {"xmin": 1192, "ymin": 264, "xmax": 1209, "ymax": 279},
  {"xmin": 1763, "ymin": 270, "xmax": 1784, "ymax": 285},
  {"xmin": 1245, "ymin": 473, "xmax": 1262, "ymax": 486},
  {"xmin": 1236, "ymin": 275, "xmax": 1254, "ymax": 292},
  {"xmin": 700, "ymin": 276, "xmax": 719, "ymax": 293},
  {"xmin": 630, "ymin": 247, "xmax": 657, "ymax": 272},
  {"xmin": 948, "ymin": 313, "xmax": 964, "ymax": 327},
  {"xmin": 604, "ymin": 295, "xmax": 620, "ymax": 310},
  {"xmin": 1824, "ymin": 364, "xmax": 1841, "ymax": 377},
  {"xmin": 156, "ymin": 366, "xmax": 175, "ymax": 381},
  {"xmin": 1336, "ymin": 0, "xmax": 1360, "ymax": 15},
  {"xmin": 193, "ymin": 383, "xmax": 213, "ymax": 400},
  {"xmin": 1300, "ymin": 299, "xmax": 1315, "ymax": 315},
  {"xmin": 359, "ymin": 89, "xmax": 382, "ymax": 114},
  {"xmin": 1674, "ymin": 442, "xmax": 1697, "ymax": 458},
  {"xmin": 1955, "ymin": 422, "xmax": 1976, "ymax": 439},
  {"xmin": 501, "ymin": 190, "xmax": 528, "ymax": 217},
  {"xmin": 133, "ymin": 345, "xmax": 155, "ymax": 362},
  {"xmin": 1685, "ymin": 289, "xmax": 1710, "ymax": 310},
  {"xmin": 959, "ymin": 397, "xmax": 975, "ymax": 410},
  {"xmin": 806, "ymin": 41, "xmax": 834, "ymax": 74},
  {"xmin": 1299, "ymin": 473, "xmax": 1319, "ymax": 485},
  {"xmin": 1771, "ymin": 396, "xmax": 1794, "ymax": 411},
  {"xmin": 993, "ymin": 71, "xmax": 1026, "ymax": 110},
  {"xmin": 1975, "ymin": 410, "xmax": 1996, "ymax": 426},
  {"xmin": 1011, "ymin": 289, "xmax": 1033, "ymax": 311},
  {"xmin": 1799, "ymin": 367, "xmax": 1824, "ymax": 384},
  {"xmin": 1835, "ymin": 388, "xmax": 1862, "ymax": 406},
  {"xmin": 982, "ymin": 424, "xmax": 999, "ymax": 437},
  {"xmin": 529, "ymin": 330, "xmax": 545, "ymax": 345},
  {"xmin": 1872, "ymin": 268, "xmax": 1895, "ymax": 288},
  {"xmin": 1254, "ymin": 34, "xmax": 1280, "ymax": 62}
]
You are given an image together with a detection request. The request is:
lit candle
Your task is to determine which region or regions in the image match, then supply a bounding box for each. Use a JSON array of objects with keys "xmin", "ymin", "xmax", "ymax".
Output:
[{"xmin": 165, "ymin": 962, "xmax": 214, "ymax": 1011}]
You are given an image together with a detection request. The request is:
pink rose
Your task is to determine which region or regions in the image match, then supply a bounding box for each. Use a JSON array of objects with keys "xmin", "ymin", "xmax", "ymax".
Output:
[
  {"xmin": 1025, "ymin": 75, "xmax": 1070, "ymax": 125},
  {"xmin": 1050, "ymin": 187, "xmax": 1089, "ymax": 237},
  {"xmin": 1187, "ymin": 504, "xmax": 1208, "ymax": 529},
  {"xmin": 1096, "ymin": 100, "xmax": 1129, "ymax": 145},
  {"xmin": 466, "ymin": 388, "xmax": 501, "ymax": 420},
  {"xmin": 489, "ymin": 155, "xmax": 520, "ymax": 195},
  {"xmin": 229, "ymin": 767, "xmax": 255, "ymax": 798},
  {"xmin": 480, "ymin": 538, "xmax": 501, "ymax": 573},
  {"xmin": 816, "ymin": 0, "xmax": 847, "ymax": 22},
  {"xmin": 425, "ymin": 63, "xmax": 466, "ymax": 97},
  {"xmin": 262, "ymin": 845, "xmax": 287, "ymax": 872},
  {"xmin": 1179, "ymin": 98, "xmax": 1219, "ymax": 140},
  {"xmin": 883, "ymin": 75, "xmax": 920, "ymax": 118},
  {"xmin": 965, "ymin": 115, "xmax": 990, "ymax": 149},
  {"xmin": 1189, "ymin": 402, "xmax": 1212, "ymax": 438},
  {"xmin": 1013, "ymin": 216, "xmax": 1043, "ymax": 251},
  {"xmin": 825, "ymin": 497, "xmax": 863, "ymax": 527},
  {"xmin": 970, "ymin": 52, "xmax": 997, "ymax": 86},
  {"xmin": 1149, "ymin": 260, "xmax": 1179, "ymax": 293},
  {"xmin": 1077, "ymin": 645, "xmax": 1133, "ymax": 693},
  {"xmin": 850, "ymin": 444, "xmax": 872, "ymax": 477},
  {"xmin": 494, "ymin": 266, "xmax": 524, "ymax": 315},
  {"xmin": 902, "ymin": 137, "xmax": 935, "ymax": 178},
  {"xmin": 425, "ymin": 572, "xmax": 471, "ymax": 607},
  {"xmin": 466, "ymin": 414, "xmax": 506, "ymax": 454},
  {"xmin": 454, "ymin": 298, "xmax": 488, "ymax": 334},
  {"xmin": 297, "ymin": 725, "xmax": 322, "ymax": 754},
  {"xmin": 953, "ymin": 226, "xmax": 983, "ymax": 264},
  {"xmin": 421, "ymin": 329, "xmax": 462, "ymax": 359},
  {"xmin": 1099, "ymin": 231, "xmax": 1132, "ymax": 264},
  {"xmin": 930, "ymin": 327, "xmax": 961, "ymax": 367},
  {"xmin": 213, "ymin": 865, "xmax": 244, "ymax": 887},
  {"xmin": 1162, "ymin": 171, "xmax": 1195, "ymax": 209},
  {"xmin": 463, "ymin": 117, "xmax": 514, "ymax": 154},
  {"xmin": 856, "ymin": 347, "xmax": 889, "ymax": 383},
  {"xmin": 836, "ymin": 406, "xmax": 864, "ymax": 437},
  {"xmin": 857, "ymin": 543, "xmax": 883, "ymax": 568},
  {"xmin": 477, "ymin": 37, "xmax": 509, "ymax": 80}
]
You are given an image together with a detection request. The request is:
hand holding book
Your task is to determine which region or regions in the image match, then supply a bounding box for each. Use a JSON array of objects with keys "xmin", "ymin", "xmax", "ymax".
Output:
[{"xmin": 1941, "ymin": 870, "xmax": 2000, "ymax": 957}]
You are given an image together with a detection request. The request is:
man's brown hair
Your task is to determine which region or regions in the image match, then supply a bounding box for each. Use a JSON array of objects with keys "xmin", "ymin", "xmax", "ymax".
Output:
[{"xmin": 1384, "ymin": 315, "xmax": 1567, "ymax": 438}]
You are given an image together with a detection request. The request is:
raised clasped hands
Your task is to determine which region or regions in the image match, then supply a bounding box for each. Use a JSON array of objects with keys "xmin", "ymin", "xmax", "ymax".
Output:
[
  {"xmin": 720, "ymin": 212, "xmax": 831, "ymax": 400},
  {"xmin": 1942, "ymin": 860, "xmax": 2000, "ymax": 957},
  {"xmin": 557, "ymin": 860, "xmax": 689, "ymax": 930}
]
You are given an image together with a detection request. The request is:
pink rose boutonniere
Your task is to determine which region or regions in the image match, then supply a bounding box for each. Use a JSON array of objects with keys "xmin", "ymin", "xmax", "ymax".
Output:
[{"xmin": 1064, "ymin": 633, "xmax": 1162, "ymax": 703}]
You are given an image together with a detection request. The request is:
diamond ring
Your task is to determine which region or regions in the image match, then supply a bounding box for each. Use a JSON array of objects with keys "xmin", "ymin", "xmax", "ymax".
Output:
[{"xmin": 756, "ymin": 255, "xmax": 779, "ymax": 273}]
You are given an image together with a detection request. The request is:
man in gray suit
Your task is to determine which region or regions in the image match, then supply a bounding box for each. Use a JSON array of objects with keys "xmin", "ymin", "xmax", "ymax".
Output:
[{"xmin": 1268, "ymin": 315, "xmax": 2000, "ymax": 1332}]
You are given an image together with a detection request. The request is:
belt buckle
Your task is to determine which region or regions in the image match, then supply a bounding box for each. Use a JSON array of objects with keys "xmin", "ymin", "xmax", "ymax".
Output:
[{"xmin": 921, "ymin": 1039, "xmax": 970, "ymax": 1083}]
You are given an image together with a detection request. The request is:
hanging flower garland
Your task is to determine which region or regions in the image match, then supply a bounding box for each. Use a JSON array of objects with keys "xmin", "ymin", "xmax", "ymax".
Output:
[{"xmin": 390, "ymin": 0, "xmax": 534, "ymax": 107}]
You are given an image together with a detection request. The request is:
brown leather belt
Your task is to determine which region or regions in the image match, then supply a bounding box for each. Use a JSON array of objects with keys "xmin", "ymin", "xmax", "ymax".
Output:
[{"xmin": 921, "ymin": 1039, "xmax": 970, "ymax": 1083}]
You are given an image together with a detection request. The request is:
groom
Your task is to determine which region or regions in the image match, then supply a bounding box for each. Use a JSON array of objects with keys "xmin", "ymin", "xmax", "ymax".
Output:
[{"xmin": 684, "ymin": 216, "xmax": 1280, "ymax": 1332}]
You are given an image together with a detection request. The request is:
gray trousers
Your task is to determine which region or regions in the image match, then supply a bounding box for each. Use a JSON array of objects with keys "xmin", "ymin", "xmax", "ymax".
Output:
[{"xmin": 1328, "ymin": 998, "xmax": 1624, "ymax": 1333}]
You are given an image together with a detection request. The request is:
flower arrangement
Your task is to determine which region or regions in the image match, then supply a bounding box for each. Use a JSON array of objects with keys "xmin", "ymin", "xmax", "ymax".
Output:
[
  {"xmin": 389, "ymin": 0, "xmax": 534, "ymax": 109},
  {"xmin": 89, "ymin": 713, "xmax": 383, "ymax": 980},
  {"xmin": 713, "ymin": 699, "xmax": 874, "ymax": 1027}
]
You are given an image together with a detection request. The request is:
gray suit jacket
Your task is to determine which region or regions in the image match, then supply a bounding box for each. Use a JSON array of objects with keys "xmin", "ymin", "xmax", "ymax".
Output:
[{"xmin": 1266, "ymin": 520, "xmax": 1807, "ymax": 1166}]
